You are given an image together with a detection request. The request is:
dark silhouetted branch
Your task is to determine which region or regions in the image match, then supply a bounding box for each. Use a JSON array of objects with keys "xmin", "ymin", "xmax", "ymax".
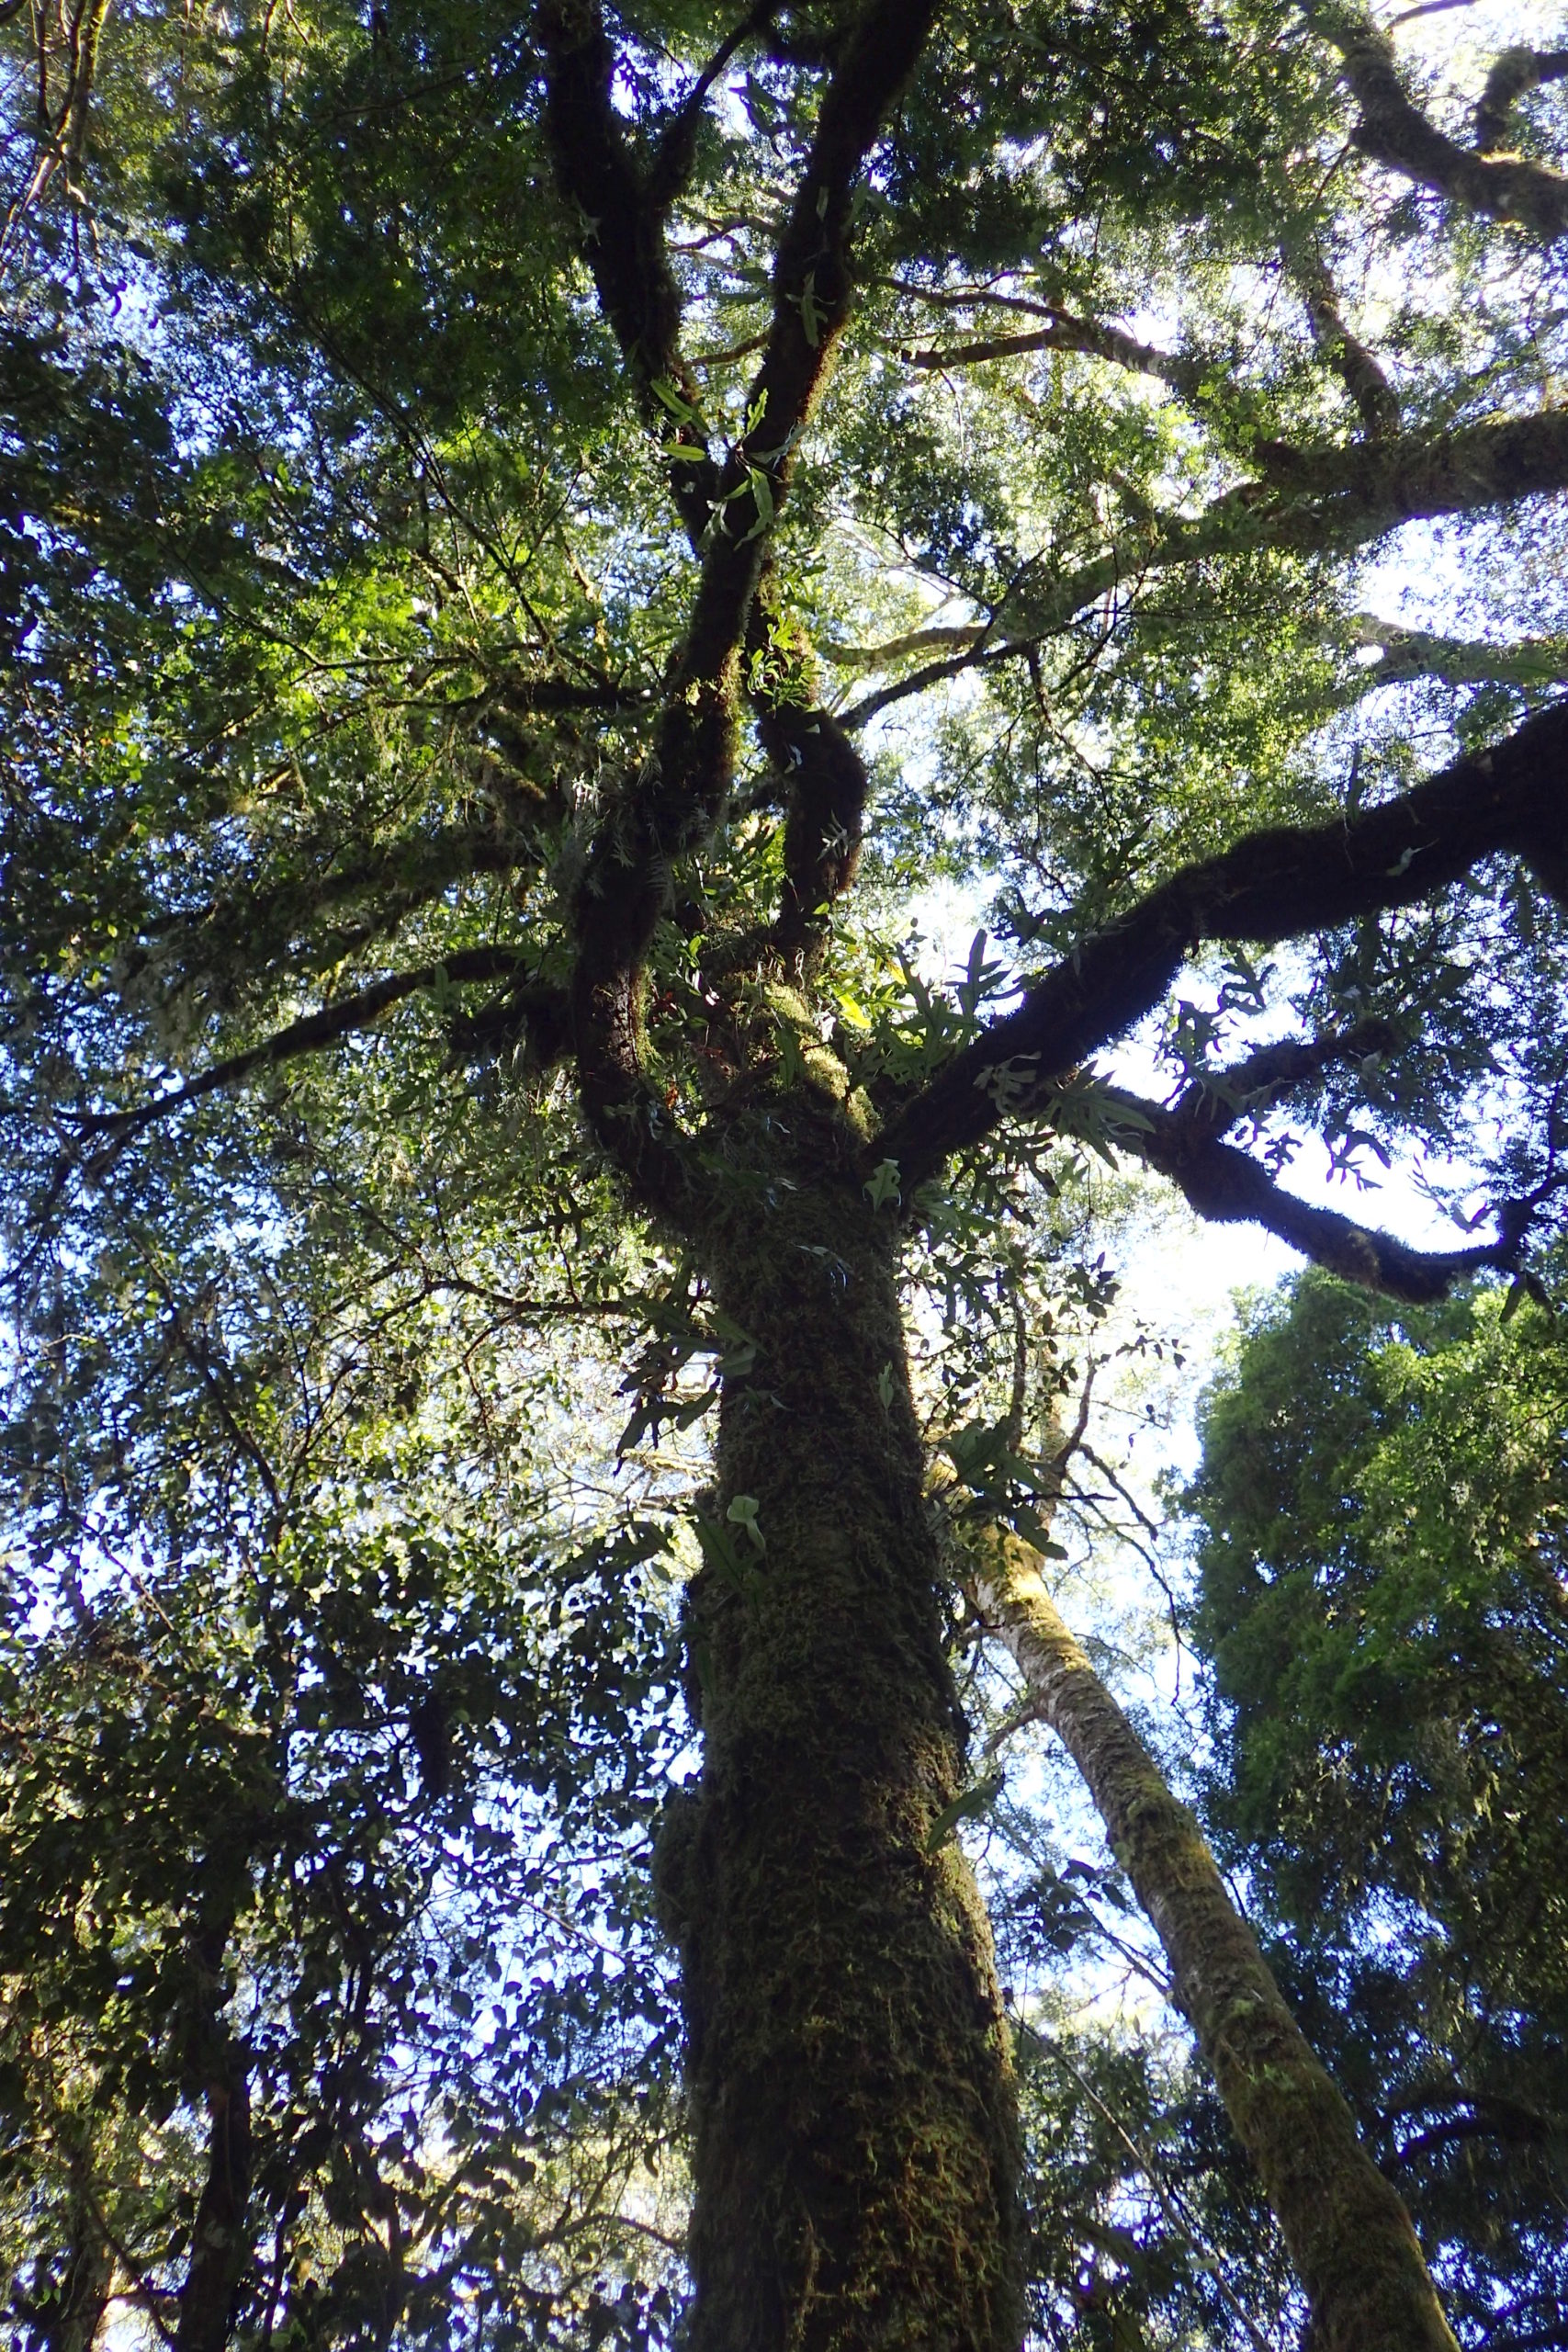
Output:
[
  {"xmin": 1114, "ymin": 1084, "xmax": 1539, "ymax": 1303},
  {"xmin": 875, "ymin": 697, "xmax": 1568, "ymax": 1188},
  {"xmin": 68, "ymin": 947, "xmax": 535, "ymax": 1152},
  {"xmin": 647, "ymin": 1, "xmax": 778, "ymax": 209},
  {"xmin": 175, "ymin": 2069, "xmax": 253, "ymax": 2352}
]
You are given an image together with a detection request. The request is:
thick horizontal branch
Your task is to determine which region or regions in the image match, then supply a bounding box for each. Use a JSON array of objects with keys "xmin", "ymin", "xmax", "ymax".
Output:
[
  {"xmin": 1314, "ymin": 2, "xmax": 1568, "ymax": 237},
  {"xmin": 901, "ymin": 312, "xmax": 1205, "ymax": 397},
  {"xmin": 822, "ymin": 621, "xmax": 983, "ymax": 672},
  {"xmin": 875, "ymin": 697, "xmax": 1568, "ymax": 1189},
  {"xmin": 840, "ymin": 405, "xmax": 1568, "ymax": 727},
  {"xmin": 1239, "ymin": 404, "xmax": 1568, "ymax": 517},
  {"xmin": 68, "ymin": 947, "xmax": 534, "ymax": 1149}
]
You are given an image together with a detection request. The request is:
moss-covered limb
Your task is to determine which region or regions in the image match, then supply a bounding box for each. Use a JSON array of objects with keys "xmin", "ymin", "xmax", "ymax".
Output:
[
  {"xmin": 175, "ymin": 2067, "xmax": 253, "ymax": 2352},
  {"xmin": 1284, "ymin": 246, "xmax": 1399, "ymax": 438},
  {"xmin": 549, "ymin": 0, "xmax": 939, "ymax": 1188},
  {"xmin": 842, "ymin": 410, "xmax": 1568, "ymax": 734},
  {"xmin": 1308, "ymin": 3, "xmax": 1568, "ymax": 238},
  {"xmin": 974, "ymin": 1534, "xmax": 1458, "ymax": 2352},
  {"xmin": 1354, "ymin": 617, "xmax": 1568, "ymax": 691},
  {"xmin": 1474, "ymin": 43, "xmax": 1568, "ymax": 152},
  {"xmin": 71, "ymin": 947, "xmax": 538, "ymax": 1152},
  {"xmin": 662, "ymin": 1136, "xmax": 1023, "ymax": 2350}
]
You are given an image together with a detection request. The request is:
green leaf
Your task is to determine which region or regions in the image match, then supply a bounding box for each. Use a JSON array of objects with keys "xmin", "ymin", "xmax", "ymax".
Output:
[
  {"xmin": 925, "ymin": 1771, "xmax": 1004, "ymax": 1855},
  {"xmin": 863, "ymin": 1159, "xmax": 902, "ymax": 1212}
]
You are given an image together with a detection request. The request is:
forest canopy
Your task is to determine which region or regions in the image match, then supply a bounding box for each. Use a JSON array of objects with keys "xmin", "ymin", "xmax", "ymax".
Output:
[{"xmin": 1, "ymin": 0, "xmax": 1567, "ymax": 2345}]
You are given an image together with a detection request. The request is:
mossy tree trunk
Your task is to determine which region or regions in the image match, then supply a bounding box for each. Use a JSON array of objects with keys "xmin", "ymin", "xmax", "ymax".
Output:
[
  {"xmin": 975, "ymin": 1532, "xmax": 1458, "ymax": 2352},
  {"xmin": 657, "ymin": 1157, "xmax": 1023, "ymax": 2352}
]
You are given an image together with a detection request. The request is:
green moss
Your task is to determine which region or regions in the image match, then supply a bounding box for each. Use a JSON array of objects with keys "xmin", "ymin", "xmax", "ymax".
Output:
[{"xmin": 669, "ymin": 1117, "xmax": 1024, "ymax": 2350}]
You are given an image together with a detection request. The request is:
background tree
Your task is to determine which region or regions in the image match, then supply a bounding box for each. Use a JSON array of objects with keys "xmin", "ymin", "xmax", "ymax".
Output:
[
  {"xmin": 1186, "ymin": 1268, "xmax": 1568, "ymax": 2350},
  {"xmin": 3, "ymin": 0, "xmax": 1568, "ymax": 2342}
]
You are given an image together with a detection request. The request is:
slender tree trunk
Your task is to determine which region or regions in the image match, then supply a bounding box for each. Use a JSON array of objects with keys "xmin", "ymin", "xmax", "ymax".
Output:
[
  {"xmin": 974, "ymin": 1531, "xmax": 1458, "ymax": 2352},
  {"xmin": 657, "ymin": 1154, "xmax": 1023, "ymax": 2351},
  {"xmin": 47, "ymin": 2151, "xmax": 112, "ymax": 2352},
  {"xmin": 175, "ymin": 2065, "xmax": 253, "ymax": 2352}
]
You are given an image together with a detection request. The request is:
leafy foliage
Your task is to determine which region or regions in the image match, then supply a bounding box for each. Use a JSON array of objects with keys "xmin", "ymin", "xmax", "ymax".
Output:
[
  {"xmin": 2, "ymin": 0, "xmax": 1568, "ymax": 2336},
  {"xmin": 1188, "ymin": 1271, "xmax": 1568, "ymax": 2343}
]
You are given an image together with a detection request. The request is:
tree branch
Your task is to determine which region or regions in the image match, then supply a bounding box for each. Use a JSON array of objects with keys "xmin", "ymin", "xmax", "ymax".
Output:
[
  {"xmin": 1285, "ymin": 244, "xmax": 1400, "ymax": 436},
  {"xmin": 1353, "ymin": 616, "xmax": 1568, "ymax": 692},
  {"xmin": 1109, "ymin": 1079, "xmax": 1540, "ymax": 1303},
  {"xmin": 1473, "ymin": 45, "xmax": 1568, "ymax": 155},
  {"xmin": 67, "ymin": 948, "xmax": 535, "ymax": 1153},
  {"xmin": 874, "ymin": 697, "xmax": 1568, "ymax": 1189},
  {"xmin": 647, "ymin": 0, "xmax": 778, "ymax": 210},
  {"xmin": 537, "ymin": 0, "xmax": 721, "ymax": 541},
  {"xmin": 550, "ymin": 0, "xmax": 940, "ymax": 1186},
  {"xmin": 840, "ymin": 405, "xmax": 1568, "ymax": 728},
  {"xmin": 1313, "ymin": 2, "xmax": 1568, "ymax": 237},
  {"xmin": 900, "ymin": 311, "xmax": 1206, "ymax": 398},
  {"xmin": 822, "ymin": 621, "xmax": 983, "ymax": 671},
  {"xmin": 0, "ymin": 0, "xmax": 115, "ymax": 265},
  {"xmin": 130, "ymin": 815, "xmax": 558, "ymax": 1003}
]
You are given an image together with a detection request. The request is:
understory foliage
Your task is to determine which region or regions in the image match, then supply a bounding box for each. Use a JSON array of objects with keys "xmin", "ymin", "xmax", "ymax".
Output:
[{"xmin": 1, "ymin": 0, "xmax": 1567, "ymax": 2340}]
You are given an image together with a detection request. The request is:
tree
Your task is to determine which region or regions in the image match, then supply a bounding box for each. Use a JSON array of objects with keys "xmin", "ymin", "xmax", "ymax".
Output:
[
  {"xmin": 0, "ymin": 1191, "xmax": 687, "ymax": 2348},
  {"xmin": 1185, "ymin": 1270, "xmax": 1568, "ymax": 2349},
  {"xmin": 2, "ymin": 0, "xmax": 1567, "ymax": 2342}
]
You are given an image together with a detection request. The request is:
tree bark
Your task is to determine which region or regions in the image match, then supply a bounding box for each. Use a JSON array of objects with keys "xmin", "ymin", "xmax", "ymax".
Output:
[
  {"xmin": 974, "ymin": 1532, "xmax": 1458, "ymax": 2352},
  {"xmin": 175, "ymin": 2066, "xmax": 253, "ymax": 2352},
  {"xmin": 45, "ymin": 2150, "xmax": 113, "ymax": 2352},
  {"xmin": 657, "ymin": 1136, "xmax": 1024, "ymax": 2352}
]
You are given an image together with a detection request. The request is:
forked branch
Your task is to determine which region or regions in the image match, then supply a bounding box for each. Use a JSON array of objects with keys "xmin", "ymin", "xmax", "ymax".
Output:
[{"xmin": 545, "ymin": 0, "xmax": 940, "ymax": 1184}]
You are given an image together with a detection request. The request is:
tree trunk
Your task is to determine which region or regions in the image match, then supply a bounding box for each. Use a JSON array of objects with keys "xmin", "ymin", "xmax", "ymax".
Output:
[
  {"xmin": 175, "ymin": 2067, "xmax": 253, "ymax": 2352},
  {"xmin": 975, "ymin": 1532, "xmax": 1458, "ymax": 2352},
  {"xmin": 658, "ymin": 1156, "xmax": 1023, "ymax": 2352},
  {"xmin": 46, "ymin": 2151, "xmax": 113, "ymax": 2352}
]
